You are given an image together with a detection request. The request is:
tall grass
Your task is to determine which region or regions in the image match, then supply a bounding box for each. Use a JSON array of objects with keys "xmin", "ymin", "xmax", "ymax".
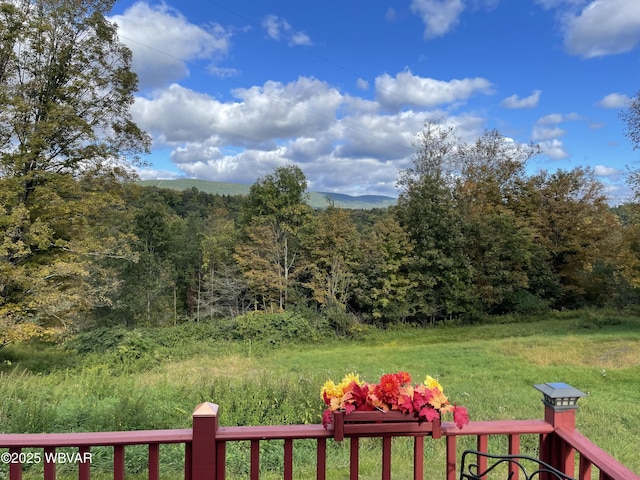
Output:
[{"xmin": 1, "ymin": 309, "xmax": 639, "ymax": 478}]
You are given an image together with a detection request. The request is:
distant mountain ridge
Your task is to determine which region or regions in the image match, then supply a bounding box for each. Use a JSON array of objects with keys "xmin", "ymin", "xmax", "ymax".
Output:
[{"xmin": 137, "ymin": 179, "xmax": 397, "ymax": 210}]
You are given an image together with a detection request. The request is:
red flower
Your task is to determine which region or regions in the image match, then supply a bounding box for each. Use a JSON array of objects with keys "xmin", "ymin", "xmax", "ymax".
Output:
[
  {"xmin": 395, "ymin": 371, "xmax": 412, "ymax": 385},
  {"xmin": 374, "ymin": 373, "xmax": 402, "ymax": 406}
]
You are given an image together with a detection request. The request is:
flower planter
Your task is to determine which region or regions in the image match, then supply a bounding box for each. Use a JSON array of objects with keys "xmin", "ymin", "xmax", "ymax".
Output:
[{"xmin": 330, "ymin": 410, "xmax": 442, "ymax": 442}]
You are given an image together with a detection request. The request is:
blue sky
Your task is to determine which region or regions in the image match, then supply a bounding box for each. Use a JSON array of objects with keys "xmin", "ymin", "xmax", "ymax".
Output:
[{"xmin": 109, "ymin": 0, "xmax": 640, "ymax": 202}]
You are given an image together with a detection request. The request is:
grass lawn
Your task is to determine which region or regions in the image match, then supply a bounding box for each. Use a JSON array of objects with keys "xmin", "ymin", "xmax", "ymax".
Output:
[{"xmin": 1, "ymin": 309, "xmax": 639, "ymax": 478}]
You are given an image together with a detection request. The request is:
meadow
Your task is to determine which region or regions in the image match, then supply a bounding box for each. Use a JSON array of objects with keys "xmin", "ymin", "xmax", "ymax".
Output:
[{"xmin": 1, "ymin": 309, "xmax": 639, "ymax": 478}]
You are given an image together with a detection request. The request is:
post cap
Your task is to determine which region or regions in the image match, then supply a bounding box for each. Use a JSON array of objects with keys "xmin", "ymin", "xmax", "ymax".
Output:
[
  {"xmin": 533, "ymin": 382, "xmax": 587, "ymax": 411},
  {"xmin": 193, "ymin": 402, "xmax": 219, "ymax": 417}
]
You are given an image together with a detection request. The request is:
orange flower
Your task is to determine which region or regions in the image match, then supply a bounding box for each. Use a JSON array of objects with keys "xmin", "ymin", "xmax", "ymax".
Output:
[
  {"xmin": 374, "ymin": 373, "xmax": 402, "ymax": 406},
  {"xmin": 395, "ymin": 371, "xmax": 412, "ymax": 385}
]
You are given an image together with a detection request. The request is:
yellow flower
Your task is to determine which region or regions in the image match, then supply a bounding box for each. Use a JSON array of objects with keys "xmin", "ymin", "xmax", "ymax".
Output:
[
  {"xmin": 424, "ymin": 375, "xmax": 443, "ymax": 391},
  {"xmin": 320, "ymin": 380, "xmax": 342, "ymax": 400},
  {"xmin": 338, "ymin": 372, "xmax": 362, "ymax": 391}
]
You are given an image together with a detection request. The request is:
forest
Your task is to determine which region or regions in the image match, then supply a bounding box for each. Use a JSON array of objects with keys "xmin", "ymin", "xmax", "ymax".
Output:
[
  {"xmin": 2, "ymin": 0, "xmax": 640, "ymax": 348},
  {"xmin": 4, "ymin": 123, "xmax": 640, "ymax": 347}
]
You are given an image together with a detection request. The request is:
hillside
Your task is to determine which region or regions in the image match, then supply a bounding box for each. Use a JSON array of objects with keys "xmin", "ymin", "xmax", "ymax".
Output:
[{"xmin": 137, "ymin": 179, "xmax": 397, "ymax": 209}]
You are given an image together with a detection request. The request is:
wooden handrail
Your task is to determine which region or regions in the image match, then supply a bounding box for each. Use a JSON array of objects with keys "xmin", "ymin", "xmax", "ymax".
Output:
[
  {"xmin": 554, "ymin": 427, "xmax": 640, "ymax": 480},
  {"xmin": 441, "ymin": 419, "xmax": 555, "ymax": 436},
  {"xmin": 0, "ymin": 429, "xmax": 193, "ymax": 448},
  {"xmin": 215, "ymin": 424, "xmax": 331, "ymax": 441}
]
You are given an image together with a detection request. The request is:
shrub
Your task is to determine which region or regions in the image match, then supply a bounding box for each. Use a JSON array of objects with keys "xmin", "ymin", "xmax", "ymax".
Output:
[{"xmin": 232, "ymin": 311, "xmax": 319, "ymax": 343}]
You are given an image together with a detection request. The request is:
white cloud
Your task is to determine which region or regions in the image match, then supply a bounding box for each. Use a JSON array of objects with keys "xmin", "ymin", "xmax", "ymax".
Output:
[
  {"xmin": 135, "ymin": 168, "xmax": 181, "ymax": 181},
  {"xmin": 174, "ymin": 147, "xmax": 289, "ymax": 185},
  {"xmin": 501, "ymin": 90, "xmax": 542, "ymax": 109},
  {"xmin": 536, "ymin": 112, "xmax": 580, "ymax": 124},
  {"xmin": 540, "ymin": 139, "xmax": 570, "ymax": 159},
  {"xmin": 550, "ymin": 0, "xmax": 640, "ymax": 57},
  {"xmin": 593, "ymin": 165, "xmax": 621, "ymax": 176},
  {"xmin": 133, "ymin": 77, "xmax": 343, "ymax": 147},
  {"xmin": 131, "ymin": 70, "xmax": 491, "ymax": 197},
  {"xmin": 597, "ymin": 92, "xmax": 631, "ymax": 108},
  {"xmin": 375, "ymin": 70, "xmax": 493, "ymax": 110},
  {"xmin": 410, "ymin": 0, "xmax": 465, "ymax": 39},
  {"xmin": 261, "ymin": 15, "xmax": 313, "ymax": 46},
  {"xmin": 532, "ymin": 112, "xmax": 579, "ymax": 143},
  {"xmin": 356, "ymin": 78, "xmax": 370, "ymax": 90},
  {"xmin": 110, "ymin": 2, "xmax": 231, "ymax": 90},
  {"xmin": 532, "ymin": 125, "xmax": 566, "ymax": 140},
  {"xmin": 409, "ymin": 0, "xmax": 499, "ymax": 39}
]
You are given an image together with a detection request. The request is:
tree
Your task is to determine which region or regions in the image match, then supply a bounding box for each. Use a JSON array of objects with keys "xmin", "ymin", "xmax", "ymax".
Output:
[
  {"xmin": 241, "ymin": 165, "xmax": 310, "ymax": 228},
  {"xmin": 198, "ymin": 212, "xmax": 248, "ymax": 320},
  {"xmin": 453, "ymin": 130, "xmax": 541, "ymax": 313},
  {"xmin": 0, "ymin": 0, "xmax": 150, "ymax": 330},
  {"xmin": 527, "ymin": 168, "xmax": 627, "ymax": 308},
  {"xmin": 355, "ymin": 214, "xmax": 414, "ymax": 324},
  {"xmin": 301, "ymin": 205, "xmax": 361, "ymax": 308},
  {"xmin": 621, "ymin": 90, "xmax": 640, "ymax": 150},
  {"xmin": 395, "ymin": 124, "xmax": 473, "ymax": 322},
  {"xmin": 236, "ymin": 165, "xmax": 312, "ymax": 310}
]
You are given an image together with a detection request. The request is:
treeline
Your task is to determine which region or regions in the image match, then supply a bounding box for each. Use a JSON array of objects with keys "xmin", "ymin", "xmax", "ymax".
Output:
[{"xmin": 5, "ymin": 124, "xmax": 640, "ymax": 341}]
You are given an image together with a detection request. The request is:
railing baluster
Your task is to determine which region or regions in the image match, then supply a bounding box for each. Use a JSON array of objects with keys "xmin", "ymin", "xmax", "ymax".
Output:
[
  {"xmin": 349, "ymin": 437, "xmax": 359, "ymax": 480},
  {"xmin": 114, "ymin": 445, "xmax": 125, "ymax": 480},
  {"xmin": 413, "ymin": 436, "xmax": 424, "ymax": 480},
  {"xmin": 477, "ymin": 434, "xmax": 488, "ymax": 473},
  {"xmin": 216, "ymin": 441, "xmax": 226, "ymax": 480},
  {"xmin": 446, "ymin": 435, "xmax": 457, "ymax": 480},
  {"xmin": 509, "ymin": 434, "xmax": 521, "ymax": 480},
  {"xmin": 78, "ymin": 446, "xmax": 90, "ymax": 480},
  {"xmin": 250, "ymin": 439, "xmax": 260, "ymax": 480},
  {"xmin": 578, "ymin": 453, "xmax": 592, "ymax": 480},
  {"xmin": 283, "ymin": 439, "xmax": 293, "ymax": 480},
  {"xmin": 113, "ymin": 445, "xmax": 124, "ymax": 480},
  {"xmin": 43, "ymin": 447, "xmax": 56, "ymax": 480},
  {"xmin": 509, "ymin": 434, "xmax": 520, "ymax": 454},
  {"xmin": 184, "ymin": 442, "xmax": 192, "ymax": 480},
  {"xmin": 148, "ymin": 443, "xmax": 159, "ymax": 480},
  {"xmin": 316, "ymin": 438, "xmax": 326, "ymax": 480},
  {"xmin": 381, "ymin": 436, "xmax": 392, "ymax": 480},
  {"xmin": 9, "ymin": 447, "xmax": 22, "ymax": 480}
]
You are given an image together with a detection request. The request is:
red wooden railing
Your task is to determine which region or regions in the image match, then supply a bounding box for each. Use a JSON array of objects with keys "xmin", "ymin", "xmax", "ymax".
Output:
[{"xmin": 1, "ymin": 383, "xmax": 638, "ymax": 480}]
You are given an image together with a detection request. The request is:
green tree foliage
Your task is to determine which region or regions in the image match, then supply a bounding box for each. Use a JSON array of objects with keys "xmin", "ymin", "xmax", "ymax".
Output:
[
  {"xmin": 301, "ymin": 205, "xmax": 361, "ymax": 308},
  {"xmin": 395, "ymin": 125, "xmax": 473, "ymax": 322},
  {"xmin": 0, "ymin": 0, "xmax": 150, "ymax": 332},
  {"xmin": 526, "ymin": 168, "xmax": 629, "ymax": 308},
  {"xmin": 198, "ymin": 212, "xmax": 248, "ymax": 320},
  {"xmin": 355, "ymin": 213, "xmax": 414, "ymax": 323},
  {"xmin": 241, "ymin": 165, "xmax": 310, "ymax": 228},
  {"xmin": 453, "ymin": 130, "xmax": 541, "ymax": 312},
  {"xmin": 236, "ymin": 165, "xmax": 312, "ymax": 310}
]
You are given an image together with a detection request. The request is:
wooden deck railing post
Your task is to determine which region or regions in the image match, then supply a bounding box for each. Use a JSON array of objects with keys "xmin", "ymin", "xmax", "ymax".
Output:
[
  {"xmin": 192, "ymin": 402, "xmax": 219, "ymax": 480},
  {"xmin": 534, "ymin": 382, "xmax": 587, "ymax": 478}
]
